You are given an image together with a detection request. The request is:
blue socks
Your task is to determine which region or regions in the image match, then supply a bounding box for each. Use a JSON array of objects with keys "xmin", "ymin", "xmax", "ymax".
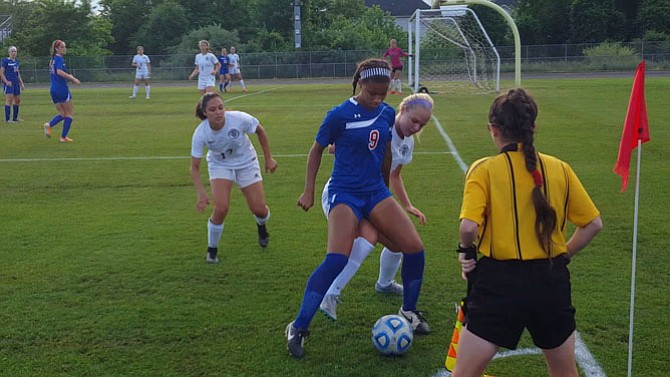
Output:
[
  {"xmin": 4, "ymin": 105, "xmax": 9, "ymax": 121},
  {"xmin": 401, "ymin": 250, "xmax": 425, "ymax": 311},
  {"xmin": 49, "ymin": 114, "xmax": 64, "ymax": 127},
  {"xmin": 12, "ymin": 104, "xmax": 18, "ymax": 120},
  {"xmin": 294, "ymin": 253, "xmax": 348, "ymax": 330},
  {"xmin": 62, "ymin": 117, "xmax": 73, "ymax": 138}
]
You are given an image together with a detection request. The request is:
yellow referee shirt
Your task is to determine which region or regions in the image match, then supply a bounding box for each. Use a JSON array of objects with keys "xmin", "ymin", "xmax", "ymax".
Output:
[{"xmin": 459, "ymin": 144, "xmax": 600, "ymax": 260}]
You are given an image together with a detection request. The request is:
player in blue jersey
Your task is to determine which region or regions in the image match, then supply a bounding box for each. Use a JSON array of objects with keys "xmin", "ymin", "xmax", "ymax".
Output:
[
  {"xmin": 1, "ymin": 46, "xmax": 25, "ymax": 123},
  {"xmin": 285, "ymin": 58, "xmax": 430, "ymax": 359},
  {"xmin": 318, "ymin": 93, "xmax": 434, "ymax": 321},
  {"xmin": 43, "ymin": 40, "xmax": 80, "ymax": 143},
  {"xmin": 217, "ymin": 48, "xmax": 232, "ymax": 93}
]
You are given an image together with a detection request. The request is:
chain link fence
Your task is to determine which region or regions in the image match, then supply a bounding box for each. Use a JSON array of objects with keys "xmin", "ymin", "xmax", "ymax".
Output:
[{"xmin": 16, "ymin": 41, "xmax": 670, "ymax": 84}]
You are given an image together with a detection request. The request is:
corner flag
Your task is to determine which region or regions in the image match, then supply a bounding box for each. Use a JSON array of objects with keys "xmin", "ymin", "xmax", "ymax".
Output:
[{"xmin": 614, "ymin": 61, "xmax": 650, "ymax": 192}]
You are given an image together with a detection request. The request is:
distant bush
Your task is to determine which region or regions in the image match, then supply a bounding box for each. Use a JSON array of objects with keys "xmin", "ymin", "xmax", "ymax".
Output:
[{"xmin": 582, "ymin": 42, "xmax": 639, "ymax": 70}]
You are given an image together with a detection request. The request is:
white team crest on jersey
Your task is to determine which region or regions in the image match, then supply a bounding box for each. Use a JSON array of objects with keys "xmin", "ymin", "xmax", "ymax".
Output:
[{"xmin": 228, "ymin": 129, "xmax": 240, "ymax": 138}]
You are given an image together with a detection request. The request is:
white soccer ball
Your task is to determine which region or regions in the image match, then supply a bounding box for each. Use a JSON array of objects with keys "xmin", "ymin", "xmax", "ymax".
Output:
[{"xmin": 371, "ymin": 314, "xmax": 414, "ymax": 355}]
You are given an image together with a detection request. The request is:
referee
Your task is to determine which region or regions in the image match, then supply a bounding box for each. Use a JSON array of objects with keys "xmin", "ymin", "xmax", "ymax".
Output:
[{"xmin": 452, "ymin": 88, "xmax": 603, "ymax": 377}]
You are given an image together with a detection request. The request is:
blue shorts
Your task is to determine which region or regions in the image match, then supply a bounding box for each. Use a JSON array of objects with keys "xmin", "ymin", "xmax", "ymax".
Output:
[
  {"xmin": 324, "ymin": 187, "xmax": 392, "ymax": 221},
  {"xmin": 50, "ymin": 89, "xmax": 72, "ymax": 104},
  {"xmin": 3, "ymin": 81, "xmax": 21, "ymax": 96},
  {"xmin": 219, "ymin": 67, "xmax": 229, "ymax": 75}
]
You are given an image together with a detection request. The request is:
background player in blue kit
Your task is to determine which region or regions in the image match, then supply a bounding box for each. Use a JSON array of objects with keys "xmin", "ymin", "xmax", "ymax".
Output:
[
  {"xmin": 43, "ymin": 40, "xmax": 80, "ymax": 143},
  {"xmin": 1, "ymin": 46, "xmax": 25, "ymax": 123},
  {"xmin": 217, "ymin": 48, "xmax": 231, "ymax": 93},
  {"xmin": 286, "ymin": 58, "xmax": 430, "ymax": 359}
]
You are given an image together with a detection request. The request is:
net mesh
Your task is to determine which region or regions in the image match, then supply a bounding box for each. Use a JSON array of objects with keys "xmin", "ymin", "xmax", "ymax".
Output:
[{"xmin": 409, "ymin": 7, "xmax": 499, "ymax": 94}]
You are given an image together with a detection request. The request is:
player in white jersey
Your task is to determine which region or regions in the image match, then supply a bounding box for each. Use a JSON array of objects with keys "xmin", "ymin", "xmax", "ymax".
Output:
[
  {"xmin": 190, "ymin": 92, "xmax": 278, "ymax": 264},
  {"xmin": 226, "ymin": 46, "xmax": 247, "ymax": 92},
  {"xmin": 189, "ymin": 40, "xmax": 221, "ymax": 95},
  {"xmin": 129, "ymin": 46, "xmax": 151, "ymax": 99},
  {"xmin": 318, "ymin": 93, "xmax": 434, "ymax": 321}
]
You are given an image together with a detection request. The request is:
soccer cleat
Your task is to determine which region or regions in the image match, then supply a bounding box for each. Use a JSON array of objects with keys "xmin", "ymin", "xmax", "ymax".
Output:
[
  {"xmin": 145, "ymin": 96, "xmax": 150, "ymax": 99},
  {"xmin": 206, "ymin": 247, "xmax": 219, "ymax": 264},
  {"xmin": 375, "ymin": 280, "xmax": 404, "ymax": 295},
  {"xmin": 43, "ymin": 123, "xmax": 52, "ymax": 138},
  {"xmin": 242, "ymin": 88, "xmax": 248, "ymax": 93},
  {"xmin": 257, "ymin": 224, "xmax": 269, "ymax": 248},
  {"xmin": 13, "ymin": 118, "xmax": 24, "ymax": 122},
  {"xmin": 285, "ymin": 321, "xmax": 308, "ymax": 358},
  {"xmin": 129, "ymin": 95, "xmax": 136, "ymax": 99},
  {"xmin": 319, "ymin": 294, "xmax": 341, "ymax": 321},
  {"xmin": 399, "ymin": 307, "xmax": 430, "ymax": 335},
  {"xmin": 390, "ymin": 90, "xmax": 396, "ymax": 94},
  {"xmin": 59, "ymin": 136, "xmax": 73, "ymax": 143},
  {"xmin": 5, "ymin": 119, "xmax": 14, "ymax": 123}
]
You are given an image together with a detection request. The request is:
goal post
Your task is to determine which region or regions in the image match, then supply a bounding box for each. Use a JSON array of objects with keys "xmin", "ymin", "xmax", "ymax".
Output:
[
  {"xmin": 432, "ymin": 0, "xmax": 521, "ymax": 86},
  {"xmin": 408, "ymin": 0, "xmax": 520, "ymax": 94}
]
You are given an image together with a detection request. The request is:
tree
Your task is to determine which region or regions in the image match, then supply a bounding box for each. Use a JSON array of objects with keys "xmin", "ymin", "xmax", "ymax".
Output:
[
  {"xmin": 569, "ymin": 0, "xmax": 625, "ymax": 43},
  {"xmin": 637, "ymin": 0, "xmax": 670, "ymax": 36},
  {"xmin": 133, "ymin": 0, "xmax": 189, "ymax": 54},
  {"xmin": 169, "ymin": 25, "xmax": 240, "ymax": 55},
  {"xmin": 99, "ymin": 0, "xmax": 153, "ymax": 54},
  {"xmin": 515, "ymin": 0, "xmax": 571, "ymax": 44},
  {"xmin": 7, "ymin": 0, "xmax": 113, "ymax": 56}
]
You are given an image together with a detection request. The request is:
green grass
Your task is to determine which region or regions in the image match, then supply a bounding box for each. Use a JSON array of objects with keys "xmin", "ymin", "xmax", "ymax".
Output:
[{"xmin": 1, "ymin": 77, "xmax": 669, "ymax": 377}]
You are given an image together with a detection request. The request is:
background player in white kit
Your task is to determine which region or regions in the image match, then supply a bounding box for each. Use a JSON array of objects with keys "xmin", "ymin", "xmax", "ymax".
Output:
[
  {"xmin": 319, "ymin": 93, "xmax": 434, "ymax": 321},
  {"xmin": 190, "ymin": 92, "xmax": 278, "ymax": 264},
  {"xmin": 226, "ymin": 46, "xmax": 246, "ymax": 92},
  {"xmin": 129, "ymin": 46, "xmax": 151, "ymax": 99},
  {"xmin": 189, "ymin": 40, "xmax": 220, "ymax": 95}
]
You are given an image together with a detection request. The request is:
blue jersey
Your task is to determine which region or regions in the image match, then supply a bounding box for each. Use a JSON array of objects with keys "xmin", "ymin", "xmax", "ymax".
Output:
[
  {"xmin": 1, "ymin": 58, "xmax": 20, "ymax": 82},
  {"xmin": 316, "ymin": 98, "xmax": 395, "ymax": 194},
  {"xmin": 218, "ymin": 55, "xmax": 229, "ymax": 74},
  {"xmin": 49, "ymin": 55, "xmax": 69, "ymax": 93}
]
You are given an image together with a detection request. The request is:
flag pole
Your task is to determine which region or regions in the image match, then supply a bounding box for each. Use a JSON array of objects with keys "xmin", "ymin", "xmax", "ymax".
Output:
[{"xmin": 627, "ymin": 139, "xmax": 642, "ymax": 377}]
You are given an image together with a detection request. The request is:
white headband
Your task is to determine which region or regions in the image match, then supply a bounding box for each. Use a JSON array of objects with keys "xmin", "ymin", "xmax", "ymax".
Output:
[{"xmin": 360, "ymin": 67, "xmax": 391, "ymax": 80}]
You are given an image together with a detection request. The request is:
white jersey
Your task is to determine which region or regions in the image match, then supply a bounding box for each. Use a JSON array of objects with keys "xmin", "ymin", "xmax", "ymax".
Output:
[
  {"xmin": 228, "ymin": 53, "xmax": 240, "ymax": 70},
  {"xmin": 195, "ymin": 52, "xmax": 218, "ymax": 79},
  {"xmin": 389, "ymin": 123, "xmax": 414, "ymax": 171},
  {"xmin": 191, "ymin": 111, "xmax": 260, "ymax": 169},
  {"xmin": 321, "ymin": 124, "xmax": 415, "ymax": 217},
  {"xmin": 132, "ymin": 54, "xmax": 150, "ymax": 73}
]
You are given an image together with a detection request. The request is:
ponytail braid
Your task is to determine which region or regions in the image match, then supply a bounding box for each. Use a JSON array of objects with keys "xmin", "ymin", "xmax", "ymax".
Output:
[{"xmin": 490, "ymin": 88, "xmax": 557, "ymax": 257}]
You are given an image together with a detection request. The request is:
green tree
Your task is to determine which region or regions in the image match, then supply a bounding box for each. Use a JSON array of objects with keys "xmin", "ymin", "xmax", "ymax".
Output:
[
  {"xmin": 515, "ymin": 0, "xmax": 571, "ymax": 44},
  {"xmin": 7, "ymin": 0, "xmax": 112, "ymax": 56},
  {"xmin": 569, "ymin": 0, "xmax": 624, "ymax": 43},
  {"xmin": 637, "ymin": 0, "xmax": 670, "ymax": 36},
  {"xmin": 133, "ymin": 0, "xmax": 189, "ymax": 54},
  {"xmin": 98, "ymin": 0, "xmax": 153, "ymax": 54},
  {"xmin": 169, "ymin": 24, "xmax": 240, "ymax": 55}
]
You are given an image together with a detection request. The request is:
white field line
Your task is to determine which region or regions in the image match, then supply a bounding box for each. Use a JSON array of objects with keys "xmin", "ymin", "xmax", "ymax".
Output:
[{"xmin": 429, "ymin": 111, "xmax": 606, "ymax": 377}]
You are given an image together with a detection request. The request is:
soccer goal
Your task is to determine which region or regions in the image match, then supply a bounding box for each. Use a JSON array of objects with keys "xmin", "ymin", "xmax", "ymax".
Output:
[{"xmin": 408, "ymin": 5, "xmax": 500, "ymax": 94}]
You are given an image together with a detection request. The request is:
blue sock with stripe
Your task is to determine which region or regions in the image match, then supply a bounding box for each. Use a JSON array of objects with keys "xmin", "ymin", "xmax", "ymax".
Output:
[
  {"xmin": 294, "ymin": 253, "xmax": 348, "ymax": 330},
  {"xmin": 4, "ymin": 105, "xmax": 9, "ymax": 121},
  {"xmin": 401, "ymin": 250, "xmax": 425, "ymax": 311},
  {"xmin": 12, "ymin": 105, "xmax": 18, "ymax": 120},
  {"xmin": 62, "ymin": 117, "xmax": 73, "ymax": 138},
  {"xmin": 49, "ymin": 114, "xmax": 64, "ymax": 127}
]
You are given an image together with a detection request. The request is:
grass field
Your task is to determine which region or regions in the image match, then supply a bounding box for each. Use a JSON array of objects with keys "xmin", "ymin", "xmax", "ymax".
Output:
[{"xmin": 1, "ymin": 76, "xmax": 669, "ymax": 377}]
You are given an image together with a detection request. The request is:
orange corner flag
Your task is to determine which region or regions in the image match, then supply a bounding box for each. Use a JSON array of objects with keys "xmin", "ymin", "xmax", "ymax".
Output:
[{"xmin": 614, "ymin": 61, "xmax": 650, "ymax": 192}]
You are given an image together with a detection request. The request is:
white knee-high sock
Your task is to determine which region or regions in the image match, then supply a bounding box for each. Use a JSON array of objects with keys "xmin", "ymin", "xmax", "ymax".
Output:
[
  {"xmin": 396, "ymin": 79, "xmax": 402, "ymax": 92},
  {"xmin": 208, "ymin": 219, "xmax": 224, "ymax": 248},
  {"xmin": 132, "ymin": 85, "xmax": 138, "ymax": 97},
  {"xmin": 240, "ymin": 80, "xmax": 246, "ymax": 89},
  {"xmin": 145, "ymin": 85, "xmax": 150, "ymax": 97},
  {"xmin": 377, "ymin": 247, "xmax": 403, "ymax": 286},
  {"xmin": 325, "ymin": 237, "xmax": 375, "ymax": 296}
]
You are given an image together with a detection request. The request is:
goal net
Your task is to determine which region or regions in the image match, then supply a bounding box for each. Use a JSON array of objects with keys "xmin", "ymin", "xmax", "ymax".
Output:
[{"xmin": 408, "ymin": 6, "xmax": 500, "ymax": 94}]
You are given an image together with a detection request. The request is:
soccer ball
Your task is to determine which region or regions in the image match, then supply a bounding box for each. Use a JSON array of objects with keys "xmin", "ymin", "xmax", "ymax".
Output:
[{"xmin": 371, "ymin": 314, "xmax": 414, "ymax": 355}]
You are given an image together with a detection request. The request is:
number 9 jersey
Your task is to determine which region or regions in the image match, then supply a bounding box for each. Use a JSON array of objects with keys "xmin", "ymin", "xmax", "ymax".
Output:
[{"xmin": 316, "ymin": 97, "xmax": 395, "ymax": 194}]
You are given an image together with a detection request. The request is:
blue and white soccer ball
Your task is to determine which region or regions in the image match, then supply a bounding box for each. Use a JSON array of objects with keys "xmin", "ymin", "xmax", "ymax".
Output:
[{"xmin": 371, "ymin": 314, "xmax": 414, "ymax": 355}]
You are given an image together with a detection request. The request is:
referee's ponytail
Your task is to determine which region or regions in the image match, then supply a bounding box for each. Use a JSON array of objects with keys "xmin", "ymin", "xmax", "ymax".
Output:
[{"xmin": 489, "ymin": 88, "xmax": 557, "ymax": 257}]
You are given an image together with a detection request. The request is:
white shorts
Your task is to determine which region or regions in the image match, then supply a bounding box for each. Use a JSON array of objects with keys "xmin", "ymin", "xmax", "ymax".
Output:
[
  {"xmin": 198, "ymin": 76, "xmax": 216, "ymax": 90},
  {"xmin": 229, "ymin": 67, "xmax": 240, "ymax": 75},
  {"xmin": 321, "ymin": 180, "xmax": 330, "ymax": 219},
  {"xmin": 135, "ymin": 72, "xmax": 150, "ymax": 80},
  {"xmin": 208, "ymin": 160, "xmax": 262, "ymax": 188}
]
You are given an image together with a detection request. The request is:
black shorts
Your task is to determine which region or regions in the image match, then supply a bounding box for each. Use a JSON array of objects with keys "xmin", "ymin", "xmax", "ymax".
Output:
[
  {"xmin": 464, "ymin": 256, "xmax": 576, "ymax": 350},
  {"xmin": 392, "ymin": 66, "xmax": 403, "ymax": 73}
]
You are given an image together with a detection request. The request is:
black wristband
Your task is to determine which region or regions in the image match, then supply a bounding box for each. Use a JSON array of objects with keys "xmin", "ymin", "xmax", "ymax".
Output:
[{"xmin": 457, "ymin": 244, "xmax": 477, "ymax": 260}]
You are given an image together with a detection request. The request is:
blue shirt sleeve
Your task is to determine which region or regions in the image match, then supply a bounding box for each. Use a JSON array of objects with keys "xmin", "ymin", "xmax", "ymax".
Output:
[{"xmin": 315, "ymin": 107, "xmax": 344, "ymax": 148}]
